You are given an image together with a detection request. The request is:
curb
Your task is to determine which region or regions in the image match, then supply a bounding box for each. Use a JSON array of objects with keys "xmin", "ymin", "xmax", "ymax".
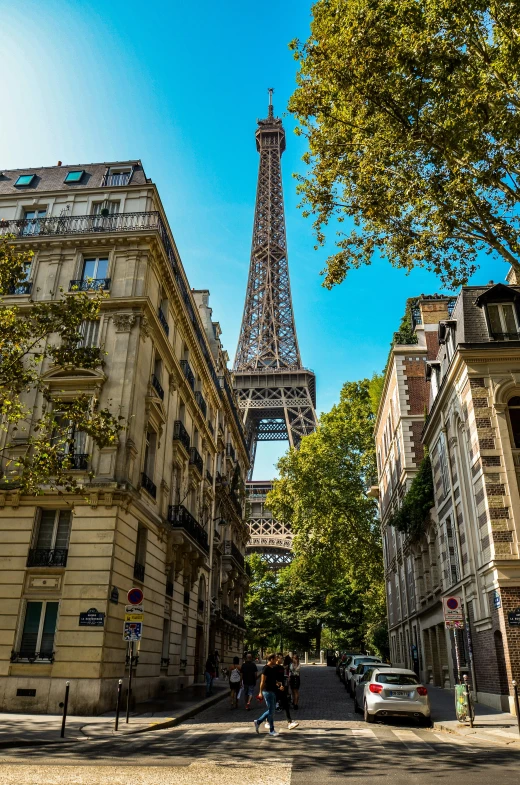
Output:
[
  {"xmin": 79, "ymin": 689, "xmax": 229, "ymax": 738},
  {"xmin": 433, "ymin": 720, "xmax": 520, "ymax": 747}
]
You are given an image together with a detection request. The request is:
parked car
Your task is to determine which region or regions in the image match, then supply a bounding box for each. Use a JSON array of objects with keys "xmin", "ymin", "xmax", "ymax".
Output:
[
  {"xmin": 345, "ymin": 655, "xmax": 383, "ymax": 694},
  {"xmin": 336, "ymin": 653, "xmax": 355, "ymax": 679},
  {"xmin": 354, "ymin": 667, "xmax": 431, "ymax": 726},
  {"xmin": 351, "ymin": 661, "xmax": 392, "ymax": 696}
]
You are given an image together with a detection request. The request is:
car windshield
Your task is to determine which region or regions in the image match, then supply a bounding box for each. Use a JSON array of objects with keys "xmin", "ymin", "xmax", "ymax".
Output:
[{"xmin": 376, "ymin": 673, "xmax": 420, "ymax": 685}]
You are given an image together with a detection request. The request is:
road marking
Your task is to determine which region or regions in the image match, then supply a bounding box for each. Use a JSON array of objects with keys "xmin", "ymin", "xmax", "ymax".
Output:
[
  {"xmin": 350, "ymin": 728, "xmax": 386, "ymax": 748},
  {"xmin": 391, "ymin": 729, "xmax": 437, "ymax": 753},
  {"xmin": 433, "ymin": 733, "xmax": 479, "ymax": 753}
]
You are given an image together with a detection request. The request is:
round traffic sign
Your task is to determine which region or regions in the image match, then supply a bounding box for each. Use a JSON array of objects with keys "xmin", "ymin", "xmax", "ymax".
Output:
[
  {"xmin": 447, "ymin": 597, "xmax": 459, "ymax": 610},
  {"xmin": 128, "ymin": 587, "xmax": 144, "ymax": 605}
]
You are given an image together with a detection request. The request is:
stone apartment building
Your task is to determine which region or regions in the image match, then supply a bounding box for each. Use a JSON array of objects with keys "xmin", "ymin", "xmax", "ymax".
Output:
[
  {"xmin": 376, "ymin": 281, "xmax": 520, "ymax": 713},
  {"xmin": 0, "ymin": 161, "xmax": 249, "ymax": 715},
  {"xmin": 373, "ymin": 295, "xmax": 453, "ymax": 682}
]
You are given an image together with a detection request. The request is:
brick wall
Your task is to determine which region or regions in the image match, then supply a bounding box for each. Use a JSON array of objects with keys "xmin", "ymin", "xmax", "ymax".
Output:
[{"xmin": 499, "ymin": 587, "xmax": 520, "ymax": 685}]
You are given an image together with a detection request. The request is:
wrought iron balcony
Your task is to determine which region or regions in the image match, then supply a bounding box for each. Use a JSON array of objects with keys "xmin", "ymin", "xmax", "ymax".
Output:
[
  {"xmin": 27, "ymin": 548, "xmax": 68, "ymax": 568},
  {"xmin": 195, "ymin": 391, "xmax": 207, "ymax": 418},
  {"xmin": 5, "ymin": 281, "xmax": 32, "ymax": 296},
  {"xmin": 69, "ymin": 278, "xmax": 111, "ymax": 292},
  {"xmin": 101, "ymin": 172, "xmax": 132, "ymax": 187},
  {"xmin": 491, "ymin": 331, "xmax": 520, "ymax": 341},
  {"xmin": 158, "ymin": 306, "xmax": 169, "ymax": 336},
  {"xmin": 221, "ymin": 604, "xmax": 247, "ymax": 629},
  {"xmin": 172, "ymin": 420, "xmax": 190, "ymax": 452},
  {"xmin": 10, "ymin": 649, "xmax": 55, "ymax": 663},
  {"xmin": 166, "ymin": 580, "xmax": 174, "ymax": 598},
  {"xmin": 0, "ymin": 212, "xmax": 160, "ymax": 240},
  {"xmin": 59, "ymin": 453, "xmax": 88, "ymax": 471},
  {"xmin": 167, "ymin": 504, "xmax": 209, "ymax": 553},
  {"xmin": 180, "ymin": 359, "xmax": 195, "ymax": 391},
  {"xmin": 133, "ymin": 560, "xmax": 145, "ymax": 581},
  {"xmin": 141, "ymin": 472, "xmax": 157, "ymax": 499},
  {"xmin": 151, "ymin": 374, "xmax": 164, "ymax": 400},
  {"xmin": 189, "ymin": 446, "xmax": 203, "ymax": 476},
  {"xmin": 224, "ymin": 540, "xmax": 245, "ymax": 570}
]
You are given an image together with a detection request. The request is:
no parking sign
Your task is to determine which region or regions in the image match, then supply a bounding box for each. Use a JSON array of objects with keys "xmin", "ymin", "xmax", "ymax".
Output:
[{"xmin": 443, "ymin": 596, "xmax": 463, "ymax": 628}]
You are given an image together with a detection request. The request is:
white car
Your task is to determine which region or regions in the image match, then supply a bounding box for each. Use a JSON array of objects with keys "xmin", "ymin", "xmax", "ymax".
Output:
[
  {"xmin": 345, "ymin": 655, "xmax": 382, "ymax": 695},
  {"xmin": 354, "ymin": 667, "xmax": 431, "ymax": 725}
]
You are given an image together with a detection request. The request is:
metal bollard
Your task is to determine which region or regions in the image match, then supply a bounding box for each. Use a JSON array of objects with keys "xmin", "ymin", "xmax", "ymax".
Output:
[
  {"xmin": 463, "ymin": 675, "xmax": 473, "ymax": 728},
  {"xmin": 115, "ymin": 679, "xmax": 123, "ymax": 731},
  {"xmin": 60, "ymin": 681, "xmax": 70, "ymax": 738},
  {"xmin": 513, "ymin": 680, "xmax": 520, "ymax": 736}
]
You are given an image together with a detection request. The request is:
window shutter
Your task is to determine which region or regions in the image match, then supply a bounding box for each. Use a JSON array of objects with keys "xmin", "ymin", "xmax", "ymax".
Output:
[
  {"xmin": 20, "ymin": 602, "xmax": 42, "ymax": 656},
  {"xmin": 40, "ymin": 602, "xmax": 59, "ymax": 657}
]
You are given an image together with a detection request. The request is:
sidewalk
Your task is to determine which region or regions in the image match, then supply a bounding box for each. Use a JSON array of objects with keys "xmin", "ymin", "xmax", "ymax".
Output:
[
  {"xmin": 0, "ymin": 681, "xmax": 228, "ymax": 748},
  {"xmin": 429, "ymin": 686, "xmax": 520, "ymax": 747}
]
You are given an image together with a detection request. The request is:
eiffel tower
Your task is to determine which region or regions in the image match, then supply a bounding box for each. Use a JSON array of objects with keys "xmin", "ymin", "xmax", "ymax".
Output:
[{"xmin": 233, "ymin": 90, "xmax": 317, "ymax": 568}]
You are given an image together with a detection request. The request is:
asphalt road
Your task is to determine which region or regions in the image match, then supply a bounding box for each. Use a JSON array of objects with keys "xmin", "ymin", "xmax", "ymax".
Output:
[{"xmin": 1, "ymin": 666, "xmax": 519, "ymax": 784}]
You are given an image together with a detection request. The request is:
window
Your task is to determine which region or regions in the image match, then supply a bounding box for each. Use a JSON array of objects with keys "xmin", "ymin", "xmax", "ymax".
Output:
[
  {"xmin": 21, "ymin": 207, "xmax": 47, "ymax": 237},
  {"xmin": 507, "ymin": 396, "xmax": 520, "ymax": 448},
  {"xmin": 81, "ymin": 257, "xmax": 108, "ymax": 281},
  {"xmin": 152, "ymin": 356, "xmax": 164, "ymax": 399},
  {"xmin": 64, "ymin": 170, "xmax": 84, "ymax": 183},
  {"xmin": 19, "ymin": 601, "xmax": 59, "ymax": 659},
  {"xmin": 487, "ymin": 303, "xmax": 519, "ymax": 339},
  {"xmin": 78, "ymin": 320, "xmax": 99, "ymax": 348},
  {"xmin": 92, "ymin": 201, "xmax": 120, "ymax": 216},
  {"xmin": 34, "ymin": 509, "xmax": 72, "ymax": 551},
  {"xmin": 53, "ymin": 412, "xmax": 87, "ymax": 457},
  {"xmin": 376, "ymin": 673, "xmax": 419, "ymax": 685},
  {"xmin": 144, "ymin": 430, "xmax": 157, "ymax": 480},
  {"xmin": 102, "ymin": 167, "xmax": 132, "ymax": 187},
  {"xmin": 437, "ymin": 432, "xmax": 450, "ymax": 497},
  {"xmin": 15, "ymin": 174, "xmax": 36, "ymax": 186}
]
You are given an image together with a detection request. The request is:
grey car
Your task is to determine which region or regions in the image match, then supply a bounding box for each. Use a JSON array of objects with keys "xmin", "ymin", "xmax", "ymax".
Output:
[
  {"xmin": 354, "ymin": 667, "xmax": 431, "ymax": 725},
  {"xmin": 345, "ymin": 655, "xmax": 382, "ymax": 695}
]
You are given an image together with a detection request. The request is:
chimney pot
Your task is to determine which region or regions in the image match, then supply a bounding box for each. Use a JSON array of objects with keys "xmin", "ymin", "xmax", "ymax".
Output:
[{"xmin": 57, "ymin": 161, "xmax": 62, "ymax": 166}]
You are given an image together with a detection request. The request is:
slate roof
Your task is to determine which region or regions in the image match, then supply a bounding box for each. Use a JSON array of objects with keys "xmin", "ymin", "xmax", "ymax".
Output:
[
  {"xmin": 0, "ymin": 161, "xmax": 149, "ymax": 195},
  {"xmin": 459, "ymin": 284, "xmax": 520, "ymax": 344}
]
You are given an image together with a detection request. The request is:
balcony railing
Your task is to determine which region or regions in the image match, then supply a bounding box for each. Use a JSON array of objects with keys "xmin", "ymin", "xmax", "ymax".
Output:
[
  {"xmin": 221, "ymin": 604, "xmax": 247, "ymax": 629},
  {"xmin": 224, "ymin": 540, "xmax": 245, "ymax": 570},
  {"xmin": 27, "ymin": 548, "xmax": 68, "ymax": 568},
  {"xmin": 180, "ymin": 359, "xmax": 195, "ymax": 391},
  {"xmin": 134, "ymin": 561, "xmax": 145, "ymax": 581},
  {"xmin": 194, "ymin": 391, "xmax": 207, "ymax": 418},
  {"xmin": 5, "ymin": 281, "xmax": 32, "ymax": 296},
  {"xmin": 167, "ymin": 504, "xmax": 209, "ymax": 553},
  {"xmin": 141, "ymin": 472, "xmax": 157, "ymax": 499},
  {"xmin": 10, "ymin": 649, "xmax": 55, "ymax": 663},
  {"xmin": 0, "ymin": 211, "xmax": 159, "ymax": 239},
  {"xmin": 173, "ymin": 420, "xmax": 190, "ymax": 452},
  {"xmin": 101, "ymin": 172, "xmax": 132, "ymax": 187},
  {"xmin": 158, "ymin": 307, "xmax": 169, "ymax": 336},
  {"xmin": 59, "ymin": 453, "xmax": 88, "ymax": 471},
  {"xmin": 189, "ymin": 446, "xmax": 203, "ymax": 476},
  {"xmin": 69, "ymin": 278, "xmax": 110, "ymax": 292},
  {"xmin": 151, "ymin": 374, "xmax": 164, "ymax": 400},
  {"xmin": 491, "ymin": 332, "xmax": 520, "ymax": 341}
]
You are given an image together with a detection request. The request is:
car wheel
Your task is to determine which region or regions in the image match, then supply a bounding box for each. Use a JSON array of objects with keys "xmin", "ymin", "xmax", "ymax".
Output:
[
  {"xmin": 420, "ymin": 716, "xmax": 432, "ymax": 728},
  {"xmin": 364, "ymin": 701, "xmax": 375, "ymax": 724}
]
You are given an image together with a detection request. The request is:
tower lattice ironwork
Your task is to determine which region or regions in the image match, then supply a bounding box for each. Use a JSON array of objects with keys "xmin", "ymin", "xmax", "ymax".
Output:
[{"xmin": 233, "ymin": 91, "xmax": 317, "ymax": 566}]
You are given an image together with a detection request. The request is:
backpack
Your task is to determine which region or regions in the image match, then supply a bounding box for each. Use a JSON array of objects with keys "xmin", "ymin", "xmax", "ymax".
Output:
[{"xmin": 230, "ymin": 666, "xmax": 241, "ymax": 683}]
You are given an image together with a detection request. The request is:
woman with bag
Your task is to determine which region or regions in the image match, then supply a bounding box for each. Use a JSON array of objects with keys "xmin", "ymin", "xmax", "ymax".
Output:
[
  {"xmin": 290, "ymin": 654, "xmax": 301, "ymax": 709},
  {"xmin": 229, "ymin": 656, "xmax": 242, "ymax": 709}
]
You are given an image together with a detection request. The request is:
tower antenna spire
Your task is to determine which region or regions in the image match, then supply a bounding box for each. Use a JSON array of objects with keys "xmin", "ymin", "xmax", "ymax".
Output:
[{"xmin": 268, "ymin": 87, "xmax": 274, "ymax": 118}]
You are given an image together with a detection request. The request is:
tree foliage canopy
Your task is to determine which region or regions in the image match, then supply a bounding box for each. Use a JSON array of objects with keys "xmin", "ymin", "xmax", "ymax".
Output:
[
  {"xmin": 0, "ymin": 236, "xmax": 122, "ymax": 493},
  {"xmin": 264, "ymin": 380, "xmax": 387, "ymax": 654},
  {"xmin": 290, "ymin": 0, "xmax": 520, "ymax": 288},
  {"xmin": 387, "ymin": 455, "xmax": 435, "ymax": 541}
]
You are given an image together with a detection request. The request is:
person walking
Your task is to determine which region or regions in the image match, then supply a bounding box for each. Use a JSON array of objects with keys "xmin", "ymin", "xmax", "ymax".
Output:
[
  {"xmin": 253, "ymin": 653, "xmax": 280, "ymax": 736},
  {"xmin": 241, "ymin": 653, "xmax": 258, "ymax": 710},
  {"xmin": 229, "ymin": 656, "xmax": 242, "ymax": 709},
  {"xmin": 204, "ymin": 654, "xmax": 216, "ymax": 697},
  {"xmin": 290, "ymin": 654, "xmax": 301, "ymax": 709},
  {"xmin": 274, "ymin": 653, "xmax": 299, "ymax": 730}
]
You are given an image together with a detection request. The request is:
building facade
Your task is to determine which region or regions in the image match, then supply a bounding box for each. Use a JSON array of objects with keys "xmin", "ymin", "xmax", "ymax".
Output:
[
  {"xmin": 0, "ymin": 161, "xmax": 249, "ymax": 715},
  {"xmin": 377, "ymin": 283, "xmax": 520, "ymax": 713}
]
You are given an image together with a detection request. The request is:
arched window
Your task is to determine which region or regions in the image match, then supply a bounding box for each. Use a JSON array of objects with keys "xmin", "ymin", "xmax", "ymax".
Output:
[{"xmin": 507, "ymin": 396, "xmax": 520, "ymax": 448}]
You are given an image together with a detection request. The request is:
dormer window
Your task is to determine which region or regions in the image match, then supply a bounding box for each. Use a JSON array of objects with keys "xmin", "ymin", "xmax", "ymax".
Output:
[
  {"xmin": 475, "ymin": 283, "xmax": 520, "ymax": 341},
  {"xmin": 101, "ymin": 166, "xmax": 133, "ymax": 187},
  {"xmin": 487, "ymin": 303, "xmax": 519, "ymax": 340}
]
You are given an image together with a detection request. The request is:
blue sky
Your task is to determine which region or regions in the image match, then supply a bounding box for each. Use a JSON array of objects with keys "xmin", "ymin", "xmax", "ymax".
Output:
[{"xmin": 2, "ymin": 0, "xmax": 503, "ymax": 478}]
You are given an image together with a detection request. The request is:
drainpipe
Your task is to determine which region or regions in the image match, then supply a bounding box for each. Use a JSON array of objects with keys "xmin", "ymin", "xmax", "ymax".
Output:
[
  {"xmin": 442, "ymin": 417, "xmax": 478, "ymax": 696},
  {"xmin": 204, "ymin": 407, "xmax": 219, "ymax": 666}
]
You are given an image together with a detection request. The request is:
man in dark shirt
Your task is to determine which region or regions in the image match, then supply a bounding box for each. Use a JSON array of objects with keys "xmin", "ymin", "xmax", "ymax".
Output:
[
  {"xmin": 241, "ymin": 653, "xmax": 258, "ymax": 710},
  {"xmin": 253, "ymin": 654, "xmax": 280, "ymax": 736}
]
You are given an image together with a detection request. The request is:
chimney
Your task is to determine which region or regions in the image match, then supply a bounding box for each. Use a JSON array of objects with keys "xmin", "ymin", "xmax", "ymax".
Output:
[{"xmin": 57, "ymin": 161, "xmax": 62, "ymax": 166}]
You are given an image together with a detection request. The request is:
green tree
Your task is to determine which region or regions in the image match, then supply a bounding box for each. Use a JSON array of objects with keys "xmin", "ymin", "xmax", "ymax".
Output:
[
  {"xmin": 0, "ymin": 236, "xmax": 122, "ymax": 493},
  {"xmin": 267, "ymin": 380, "xmax": 387, "ymax": 654},
  {"xmin": 290, "ymin": 1, "xmax": 520, "ymax": 289}
]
